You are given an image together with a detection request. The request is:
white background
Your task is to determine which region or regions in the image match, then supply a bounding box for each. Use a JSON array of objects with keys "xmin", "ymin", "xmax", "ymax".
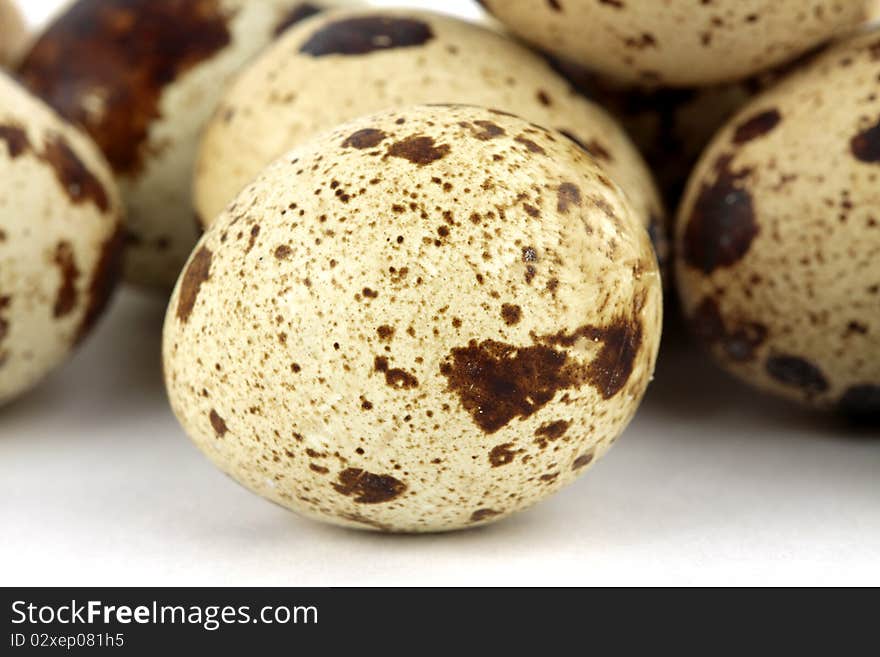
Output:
[{"xmin": 2, "ymin": 0, "xmax": 878, "ymax": 587}]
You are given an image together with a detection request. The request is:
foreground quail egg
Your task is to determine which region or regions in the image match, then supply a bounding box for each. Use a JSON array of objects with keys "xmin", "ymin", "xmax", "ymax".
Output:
[
  {"xmin": 0, "ymin": 0, "xmax": 27, "ymax": 68},
  {"xmin": 676, "ymin": 31, "xmax": 880, "ymax": 419},
  {"xmin": 17, "ymin": 0, "xmax": 344, "ymax": 290},
  {"xmin": 0, "ymin": 74, "xmax": 122, "ymax": 405},
  {"xmin": 165, "ymin": 105, "xmax": 663, "ymax": 532},
  {"xmin": 477, "ymin": 0, "xmax": 870, "ymax": 87},
  {"xmin": 193, "ymin": 8, "xmax": 668, "ymax": 274}
]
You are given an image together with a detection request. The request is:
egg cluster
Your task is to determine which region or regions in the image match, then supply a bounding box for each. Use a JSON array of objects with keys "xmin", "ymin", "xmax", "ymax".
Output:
[{"xmin": 1, "ymin": 1, "xmax": 877, "ymax": 533}]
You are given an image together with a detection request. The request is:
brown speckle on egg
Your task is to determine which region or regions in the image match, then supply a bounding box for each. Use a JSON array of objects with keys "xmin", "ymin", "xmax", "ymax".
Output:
[
  {"xmin": 209, "ymin": 409, "xmax": 228, "ymax": 437},
  {"xmin": 52, "ymin": 242, "xmax": 80, "ymax": 319},
  {"xmin": 332, "ymin": 468, "xmax": 407, "ymax": 504},
  {"xmin": 850, "ymin": 117, "xmax": 880, "ymax": 163},
  {"xmin": 342, "ymin": 128, "xmax": 387, "ymax": 150},
  {"xmin": 732, "ymin": 109, "xmax": 782, "ymax": 145},
  {"xmin": 386, "ymin": 134, "xmax": 450, "ymax": 165},
  {"xmin": 177, "ymin": 246, "xmax": 213, "ymax": 323},
  {"xmin": 299, "ymin": 16, "xmax": 434, "ymax": 57}
]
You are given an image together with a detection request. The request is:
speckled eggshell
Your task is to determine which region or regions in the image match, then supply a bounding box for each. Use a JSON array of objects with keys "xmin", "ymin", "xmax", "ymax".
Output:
[
  {"xmin": 676, "ymin": 31, "xmax": 880, "ymax": 420},
  {"xmin": 0, "ymin": 0, "xmax": 28, "ymax": 68},
  {"xmin": 192, "ymin": 8, "xmax": 667, "ymax": 274},
  {"xmin": 16, "ymin": 0, "xmax": 346, "ymax": 290},
  {"xmin": 477, "ymin": 0, "xmax": 869, "ymax": 87},
  {"xmin": 165, "ymin": 105, "xmax": 663, "ymax": 533},
  {"xmin": 0, "ymin": 74, "xmax": 122, "ymax": 405}
]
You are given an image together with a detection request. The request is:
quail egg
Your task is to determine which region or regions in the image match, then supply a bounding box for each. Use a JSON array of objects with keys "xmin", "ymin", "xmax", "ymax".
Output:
[
  {"xmin": 676, "ymin": 31, "xmax": 880, "ymax": 420},
  {"xmin": 477, "ymin": 0, "xmax": 870, "ymax": 87},
  {"xmin": 0, "ymin": 73, "xmax": 122, "ymax": 405},
  {"xmin": 164, "ymin": 104, "xmax": 663, "ymax": 532}
]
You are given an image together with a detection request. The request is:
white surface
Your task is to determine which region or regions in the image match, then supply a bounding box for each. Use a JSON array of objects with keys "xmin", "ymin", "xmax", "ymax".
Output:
[
  {"xmin": 3, "ymin": 0, "xmax": 879, "ymax": 587},
  {"xmin": 2, "ymin": 289, "xmax": 878, "ymax": 587}
]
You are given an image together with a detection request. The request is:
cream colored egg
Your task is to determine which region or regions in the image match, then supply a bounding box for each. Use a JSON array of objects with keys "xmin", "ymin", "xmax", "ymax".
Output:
[
  {"xmin": 165, "ymin": 105, "xmax": 663, "ymax": 533},
  {"xmin": 0, "ymin": 0, "xmax": 28, "ymax": 68},
  {"xmin": 193, "ymin": 8, "xmax": 668, "ymax": 274},
  {"xmin": 676, "ymin": 31, "xmax": 880, "ymax": 419},
  {"xmin": 478, "ymin": 0, "xmax": 869, "ymax": 87},
  {"xmin": 17, "ymin": 0, "xmax": 347, "ymax": 290},
  {"xmin": 0, "ymin": 74, "xmax": 122, "ymax": 405}
]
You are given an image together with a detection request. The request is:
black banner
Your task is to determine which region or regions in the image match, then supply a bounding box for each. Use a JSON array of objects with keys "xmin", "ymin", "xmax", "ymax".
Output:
[{"xmin": 1, "ymin": 587, "xmax": 867, "ymax": 653}]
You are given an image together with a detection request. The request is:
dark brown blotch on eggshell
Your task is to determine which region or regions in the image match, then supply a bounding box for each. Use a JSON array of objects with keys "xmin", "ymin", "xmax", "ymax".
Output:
[
  {"xmin": 534, "ymin": 419, "xmax": 570, "ymax": 449},
  {"xmin": 441, "ymin": 339, "xmax": 572, "ymax": 435},
  {"xmin": 540, "ymin": 313, "xmax": 645, "ymax": 400},
  {"xmin": 732, "ymin": 109, "xmax": 782, "ymax": 145},
  {"xmin": 0, "ymin": 123, "xmax": 110, "ymax": 212},
  {"xmin": 376, "ymin": 325, "xmax": 395, "ymax": 342},
  {"xmin": 298, "ymin": 16, "xmax": 434, "ymax": 57},
  {"xmin": 17, "ymin": 0, "xmax": 234, "ymax": 176},
  {"xmin": 470, "ymin": 508, "xmax": 501, "ymax": 522},
  {"xmin": 374, "ymin": 356, "xmax": 419, "ymax": 390},
  {"xmin": 209, "ymin": 409, "xmax": 228, "ymax": 437},
  {"xmin": 41, "ymin": 134, "xmax": 110, "ymax": 212},
  {"xmin": 52, "ymin": 242, "xmax": 80, "ymax": 319},
  {"xmin": 75, "ymin": 224, "xmax": 125, "ymax": 345},
  {"xmin": 556, "ymin": 182, "xmax": 581, "ymax": 214},
  {"xmin": 440, "ymin": 309, "xmax": 644, "ymax": 434},
  {"xmin": 850, "ymin": 117, "xmax": 880, "ymax": 163},
  {"xmin": 463, "ymin": 120, "xmax": 506, "ymax": 140},
  {"xmin": 689, "ymin": 297, "xmax": 767, "ymax": 363},
  {"xmin": 683, "ymin": 154, "xmax": 757, "ymax": 274},
  {"xmin": 501, "ymin": 304, "xmax": 522, "ymax": 326},
  {"xmin": 557, "ymin": 128, "xmax": 611, "ymax": 162},
  {"xmin": 514, "ymin": 135, "xmax": 546, "ymax": 155},
  {"xmin": 0, "ymin": 124, "xmax": 29, "ymax": 157},
  {"xmin": 176, "ymin": 245, "xmax": 213, "ymax": 323},
  {"xmin": 342, "ymin": 128, "xmax": 387, "ymax": 150},
  {"xmin": 386, "ymin": 134, "xmax": 450, "ymax": 165},
  {"xmin": 332, "ymin": 468, "xmax": 407, "ymax": 504},
  {"xmin": 765, "ymin": 355, "xmax": 829, "ymax": 395},
  {"xmin": 488, "ymin": 443, "xmax": 519, "ymax": 467},
  {"xmin": 535, "ymin": 419, "xmax": 570, "ymax": 441}
]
